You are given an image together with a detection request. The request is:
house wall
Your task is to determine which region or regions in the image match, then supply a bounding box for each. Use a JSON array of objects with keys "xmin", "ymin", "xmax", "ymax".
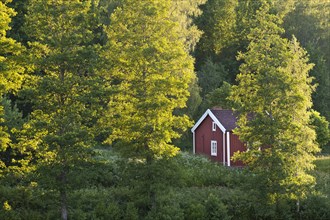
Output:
[
  {"xmin": 194, "ymin": 115, "xmax": 246, "ymax": 166},
  {"xmin": 230, "ymin": 132, "xmax": 245, "ymax": 166},
  {"xmin": 195, "ymin": 115, "xmax": 224, "ymax": 163}
]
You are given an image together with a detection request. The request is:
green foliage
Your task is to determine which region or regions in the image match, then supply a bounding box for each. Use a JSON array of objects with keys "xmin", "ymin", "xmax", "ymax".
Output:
[
  {"xmin": 206, "ymin": 81, "xmax": 235, "ymax": 110},
  {"xmin": 174, "ymin": 153, "xmax": 234, "ymax": 187},
  {"xmin": 300, "ymin": 193, "xmax": 330, "ymax": 220},
  {"xmin": 205, "ymin": 193, "xmax": 230, "ymax": 220},
  {"xmin": 283, "ymin": 0, "xmax": 330, "ymax": 120},
  {"xmin": 22, "ymin": 0, "xmax": 101, "ymax": 165},
  {"xmin": 7, "ymin": 0, "xmax": 29, "ymax": 44},
  {"xmin": 100, "ymin": 0, "xmax": 195, "ymax": 158},
  {"xmin": 2, "ymin": 97, "xmax": 24, "ymax": 132},
  {"xmin": 21, "ymin": 1, "xmax": 104, "ymax": 219},
  {"xmin": 314, "ymin": 156, "xmax": 330, "ymax": 195},
  {"xmin": 310, "ymin": 110, "xmax": 330, "ymax": 151},
  {"xmin": 309, "ymin": 47, "xmax": 330, "ymax": 121},
  {"xmin": 0, "ymin": 0, "xmax": 25, "ymax": 94},
  {"xmin": 236, "ymin": 0, "xmax": 294, "ymax": 49},
  {"xmin": 170, "ymin": 0, "xmax": 207, "ymax": 52},
  {"xmin": 0, "ymin": 99, "xmax": 10, "ymax": 167},
  {"xmin": 0, "ymin": 96, "xmax": 29, "ymax": 177},
  {"xmin": 194, "ymin": 0, "xmax": 298, "ymax": 116},
  {"xmin": 185, "ymin": 78, "xmax": 202, "ymax": 118},
  {"xmin": 197, "ymin": 58, "xmax": 229, "ymax": 98},
  {"xmin": 194, "ymin": 0, "xmax": 239, "ymax": 88},
  {"xmin": 195, "ymin": 0, "xmax": 238, "ymax": 57},
  {"xmin": 0, "ymin": 150, "xmax": 329, "ymax": 219},
  {"xmin": 0, "ymin": 1, "xmax": 25, "ymax": 177},
  {"xmin": 1, "ymin": 0, "xmax": 329, "ymax": 219},
  {"xmin": 230, "ymin": 3, "xmax": 319, "ymax": 204}
]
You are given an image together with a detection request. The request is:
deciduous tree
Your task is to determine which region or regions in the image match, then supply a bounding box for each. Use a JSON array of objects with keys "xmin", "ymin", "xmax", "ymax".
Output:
[
  {"xmin": 283, "ymin": 0, "xmax": 330, "ymax": 120},
  {"xmin": 101, "ymin": 0, "xmax": 195, "ymax": 159},
  {"xmin": 0, "ymin": 0, "xmax": 25, "ymax": 176},
  {"xmin": 310, "ymin": 110, "xmax": 330, "ymax": 152},
  {"xmin": 230, "ymin": 3, "xmax": 319, "ymax": 210},
  {"xmin": 22, "ymin": 1, "xmax": 101, "ymax": 219}
]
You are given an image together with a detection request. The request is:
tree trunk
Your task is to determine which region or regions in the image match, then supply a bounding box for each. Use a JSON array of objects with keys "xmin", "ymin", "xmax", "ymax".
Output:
[
  {"xmin": 146, "ymin": 154, "xmax": 156, "ymax": 211},
  {"xmin": 60, "ymin": 169, "xmax": 68, "ymax": 220},
  {"xmin": 61, "ymin": 190, "xmax": 68, "ymax": 220}
]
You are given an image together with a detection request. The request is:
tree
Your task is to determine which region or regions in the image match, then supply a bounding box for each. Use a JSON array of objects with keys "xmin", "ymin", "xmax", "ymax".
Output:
[
  {"xmin": 170, "ymin": 0, "xmax": 206, "ymax": 121},
  {"xmin": 7, "ymin": 0, "xmax": 29, "ymax": 44},
  {"xmin": 206, "ymin": 82, "xmax": 234, "ymax": 110},
  {"xmin": 0, "ymin": 0, "xmax": 25, "ymax": 176},
  {"xmin": 22, "ymin": 1, "xmax": 101, "ymax": 219},
  {"xmin": 170, "ymin": 0, "xmax": 207, "ymax": 52},
  {"xmin": 195, "ymin": 0, "xmax": 238, "ymax": 61},
  {"xmin": 230, "ymin": 3, "xmax": 319, "ymax": 210},
  {"xmin": 193, "ymin": 0, "xmax": 296, "ymax": 112},
  {"xmin": 101, "ymin": 0, "xmax": 195, "ymax": 158},
  {"xmin": 197, "ymin": 58, "xmax": 229, "ymax": 98},
  {"xmin": 310, "ymin": 110, "xmax": 330, "ymax": 152},
  {"xmin": 0, "ymin": 96, "xmax": 28, "ymax": 177},
  {"xmin": 99, "ymin": 0, "xmax": 195, "ymax": 211},
  {"xmin": 0, "ymin": 0, "xmax": 24, "ymax": 94},
  {"xmin": 283, "ymin": 0, "xmax": 330, "ymax": 121}
]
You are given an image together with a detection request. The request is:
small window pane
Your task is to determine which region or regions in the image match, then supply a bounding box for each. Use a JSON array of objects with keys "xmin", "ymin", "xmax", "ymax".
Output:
[{"xmin": 212, "ymin": 122, "xmax": 216, "ymax": 131}]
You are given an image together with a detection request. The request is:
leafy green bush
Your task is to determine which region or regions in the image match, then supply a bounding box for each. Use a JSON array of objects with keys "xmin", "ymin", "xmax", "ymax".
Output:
[
  {"xmin": 174, "ymin": 153, "xmax": 235, "ymax": 187},
  {"xmin": 300, "ymin": 193, "xmax": 330, "ymax": 220}
]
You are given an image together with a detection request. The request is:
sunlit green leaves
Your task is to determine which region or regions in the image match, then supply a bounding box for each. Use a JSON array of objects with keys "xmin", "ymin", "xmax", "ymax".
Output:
[
  {"xmin": 231, "ymin": 3, "xmax": 319, "ymax": 202},
  {"xmin": 100, "ymin": 0, "xmax": 195, "ymax": 158}
]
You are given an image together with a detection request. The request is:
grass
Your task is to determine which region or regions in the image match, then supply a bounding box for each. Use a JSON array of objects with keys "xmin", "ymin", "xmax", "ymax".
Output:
[
  {"xmin": 314, "ymin": 155, "xmax": 330, "ymax": 196},
  {"xmin": 314, "ymin": 155, "xmax": 330, "ymax": 173}
]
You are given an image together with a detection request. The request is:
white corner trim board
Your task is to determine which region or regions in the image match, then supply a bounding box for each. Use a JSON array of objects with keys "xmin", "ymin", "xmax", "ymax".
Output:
[
  {"xmin": 227, "ymin": 131, "xmax": 231, "ymax": 167},
  {"xmin": 223, "ymin": 132, "xmax": 226, "ymax": 166},
  {"xmin": 192, "ymin": 131, "xmax": 195, "ymax": 154},
  {"xmin": 191, "ymin": 109, "xmax": 226, "ymax": 133}
]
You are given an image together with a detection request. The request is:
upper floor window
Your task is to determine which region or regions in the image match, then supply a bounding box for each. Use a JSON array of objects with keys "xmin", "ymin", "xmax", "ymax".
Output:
[{"xmin": 212, "ymin": 122, "xmax": 216, "ymax": 131}]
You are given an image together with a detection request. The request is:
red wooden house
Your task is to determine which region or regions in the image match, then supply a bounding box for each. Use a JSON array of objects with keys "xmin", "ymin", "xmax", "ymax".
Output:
[{"xmin": 191, "ymin": 108, "xmax": 246, "ymax": 166}]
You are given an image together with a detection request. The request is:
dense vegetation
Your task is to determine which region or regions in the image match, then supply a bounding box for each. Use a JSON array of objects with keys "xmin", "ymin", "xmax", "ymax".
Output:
[
  {"xmin": 1, "ymin": 152, "xmax": 329, "ymax": 219},
  {"xmin": 1, "ymin": 0, "xmax": 329, "ymax": 219}
]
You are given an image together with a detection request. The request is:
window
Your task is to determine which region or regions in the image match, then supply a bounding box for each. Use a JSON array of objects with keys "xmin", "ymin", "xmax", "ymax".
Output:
[
  {"xmin": 211, "ymin": 140, "xmax": 217, "ymax": 156},
  {"xmin": 212, "ymin": 122, "xmax": 216, "ymax": 131}
]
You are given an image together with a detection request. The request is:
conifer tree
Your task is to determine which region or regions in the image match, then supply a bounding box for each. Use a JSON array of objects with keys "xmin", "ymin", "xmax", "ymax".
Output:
[
  {"xmin": 101, "ymin": 0, "xmax": 195, "ymax": 159},
  {"xmin": 230, "ymin": 3, "xmax": 319, "ymax": 209}
]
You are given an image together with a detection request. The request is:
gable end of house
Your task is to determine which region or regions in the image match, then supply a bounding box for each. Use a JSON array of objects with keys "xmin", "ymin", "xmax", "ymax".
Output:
[{"xmin": 191, "ymin": 109, "xmax": 226, "ymax": 133}]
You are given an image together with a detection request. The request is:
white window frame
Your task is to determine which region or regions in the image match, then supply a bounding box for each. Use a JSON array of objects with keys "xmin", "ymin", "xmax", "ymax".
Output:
[
  {"xmin": 212, "ymin": 122, "xmax": 216, "ymax": 131},
  {"xmin": 211, "ymin": 140, "xmax": 217, "ymax": 156}
]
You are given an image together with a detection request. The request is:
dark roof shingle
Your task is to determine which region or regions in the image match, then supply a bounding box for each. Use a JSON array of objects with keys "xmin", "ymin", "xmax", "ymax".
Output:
[{"xmin": 210, "ymin": 109, "xmax": 238, "ymax": 131}]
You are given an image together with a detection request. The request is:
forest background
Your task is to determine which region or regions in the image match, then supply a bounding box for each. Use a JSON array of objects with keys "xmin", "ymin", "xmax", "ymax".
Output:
[{"xmin": 0, "ymin": 0, "xmax": 329, "ymax": 219}]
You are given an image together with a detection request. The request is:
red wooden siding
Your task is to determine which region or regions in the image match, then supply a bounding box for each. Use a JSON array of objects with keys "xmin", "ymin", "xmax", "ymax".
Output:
[
  {"xmin": 230, "ymin": 132, "xmax": 245, "ymax": 166},
  {"xmin": 193, "ymin": 109, "xmax": 248, "ymax": 167},
  {"xmin": 195, "ymin": 115, "xmax": 225, "ymax": 164}
]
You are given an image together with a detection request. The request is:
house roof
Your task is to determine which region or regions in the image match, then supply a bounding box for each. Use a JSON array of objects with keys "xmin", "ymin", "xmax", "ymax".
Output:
[
  {"xmin": 210, "ymin": 109, "xmax": 238, "ymax": 131},
  {"xmin": 191, "ymin": 109, "xmax": 238, "ymax": 133}
]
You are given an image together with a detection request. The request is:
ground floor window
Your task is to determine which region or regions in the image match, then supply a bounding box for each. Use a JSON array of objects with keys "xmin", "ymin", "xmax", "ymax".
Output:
[{"xmin": 211, "ymin": 140, "xmax": 217, "ymax": 156}]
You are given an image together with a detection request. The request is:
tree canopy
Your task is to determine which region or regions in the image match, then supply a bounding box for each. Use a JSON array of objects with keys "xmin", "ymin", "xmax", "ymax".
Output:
[
  {"xmin": 230, "ymin": 3, "xmax": 319, "ymax": 204},
  {"xmin": 0, "ymin": 0, "xmax": 329, "ymax": 219},
  {"xmin": 100, "ymin": 0, "xmax": 195, "ymax": 159}
]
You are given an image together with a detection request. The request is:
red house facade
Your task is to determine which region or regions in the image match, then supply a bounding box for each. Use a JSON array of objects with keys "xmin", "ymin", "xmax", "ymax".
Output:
[{"xmin": 191, "ymin": 108, "xmax": 246, "ymax": 166}]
